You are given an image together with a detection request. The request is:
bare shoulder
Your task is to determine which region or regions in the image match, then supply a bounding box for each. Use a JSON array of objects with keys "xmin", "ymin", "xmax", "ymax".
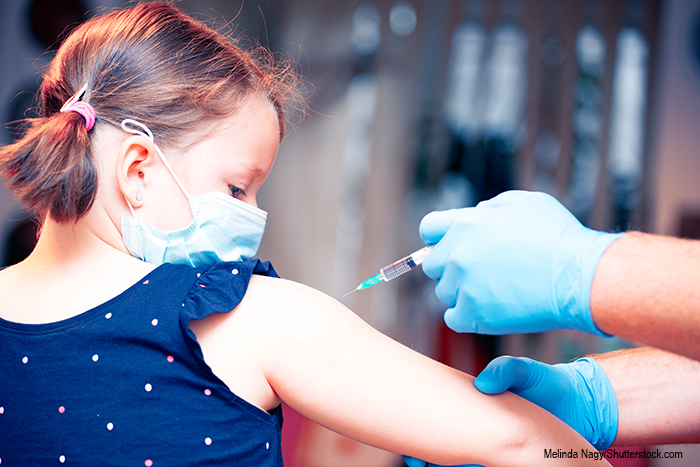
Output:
[
  {"xmin": 188, "ymin": 274, "xmax": 345, "ymax": 412},
  {"xmin": 240, "ymin": 275, "xmax": 381, "ymax": 358},
  {"xmin": 242, "ymin": 275, "xmax": 347, "ymax": 320},
  {"xmin": 189, "ymin": 274, "xmax": 375, "ymax": 411},
  {"xmin": 188, "ymin": 274, "xmax": 336, "ymax": 344},
  {"xmin": 200, "ymin": 274, "xmax": 364, "ymax": 360}
]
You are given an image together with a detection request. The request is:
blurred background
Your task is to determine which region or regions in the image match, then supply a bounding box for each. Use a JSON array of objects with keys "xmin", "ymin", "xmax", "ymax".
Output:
[{"xmin": 2, "ymin": 0, "xmax": 700, "ymax": 465}]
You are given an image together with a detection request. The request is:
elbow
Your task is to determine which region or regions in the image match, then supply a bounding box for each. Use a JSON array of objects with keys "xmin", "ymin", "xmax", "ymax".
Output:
[{"xmin": 476, "ymin": 418, "xmax": 537, "ymax": 467}]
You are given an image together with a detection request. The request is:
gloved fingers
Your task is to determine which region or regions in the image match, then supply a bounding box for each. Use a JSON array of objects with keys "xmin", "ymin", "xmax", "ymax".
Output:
[
  {"xmin": 421, "ymin": 234, "xmax": 459, "ymax": 281},
  {"xmin": 443, "ymin": 306, "xmax": 475, "ymax": 333},
  {"xmin": 473, "ymin": 356, "xmax": 541, "ymax": 394},
  {"xmin": 433, "ymin": 272, "xmax": 458, "ymax": 307},
  {"xmin": 421, "ymin": 245, "xmax": 444, "ymax": 281},
  {"xmin": 419, "ymin": 209, "xmax": 460, "ymax": 245},
  {"xmin": 473, "ymin": 356, "xmax": 520, "ymax": 394},
  {"xmin": 475, "ymin": 190, "xmax": 528, "ymax": 208},
  {"xmin": 402, "ymin": 457, "xmax": 482, "ymax": 467},
  {"xmin": 403, "ymin": 456, "xmax": 427, "ymax": 467}
]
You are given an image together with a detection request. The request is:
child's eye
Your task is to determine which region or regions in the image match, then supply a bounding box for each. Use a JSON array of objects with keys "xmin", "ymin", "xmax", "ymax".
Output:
[{"xmin": 228, "ymin": 185, "xmax": 246, "ymax": 198}]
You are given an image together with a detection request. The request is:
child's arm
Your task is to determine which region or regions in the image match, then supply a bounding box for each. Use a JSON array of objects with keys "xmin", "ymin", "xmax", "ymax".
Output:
[{"xmin": 192, "ymin": 275, "xmax": 608, "ymax": 467}]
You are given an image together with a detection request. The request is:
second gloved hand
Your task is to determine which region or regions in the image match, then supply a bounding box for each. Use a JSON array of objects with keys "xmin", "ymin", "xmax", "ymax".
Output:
[
  {"xmin": 474, "ymin": 356, "xmax": 618, "ymax": 450},
  {"xmin": 420, "ymin": 191, "xmax": 623, "ymax": 335},
  {"xmin": 402, "ymin": 455, "xmax": 480, "ymax": 467}
]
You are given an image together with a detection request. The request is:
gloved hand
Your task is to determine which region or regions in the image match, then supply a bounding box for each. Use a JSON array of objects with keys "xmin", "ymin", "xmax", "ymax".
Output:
[
  {"xmin": 420, "ymin": 191, "xmax": 623, "ymax": 335},
  {"xmin": 474, "ymin": 356, "xmax": 618, "ymax": 450},
  {"xmin": 401, "ymin": 455, "xmax": 480, "ymax": 467}
]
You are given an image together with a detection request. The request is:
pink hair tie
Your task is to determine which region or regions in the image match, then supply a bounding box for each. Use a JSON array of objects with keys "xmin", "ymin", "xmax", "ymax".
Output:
[{"xmin": 60, "ymin": 83, "xmax": 96, "ymax": 131}]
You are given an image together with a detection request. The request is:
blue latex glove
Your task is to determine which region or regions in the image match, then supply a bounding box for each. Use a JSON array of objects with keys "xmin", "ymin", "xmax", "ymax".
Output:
[
  {"xmin": 420, "ymin": 191, "xmax": 623, "ymax": 335},
  {"xmin": 474, "ymin": 356, "xmax": 618, "ymax": 450},
  {"xmin": 402, "ymin": 455, "xmax": 480, "ymax": 467}
]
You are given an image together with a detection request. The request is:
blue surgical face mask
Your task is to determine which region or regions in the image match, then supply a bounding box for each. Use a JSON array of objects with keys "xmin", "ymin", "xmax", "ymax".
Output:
[{"xmin": 119, "ymin": 119, "xmax": 267, "ymax": 266}]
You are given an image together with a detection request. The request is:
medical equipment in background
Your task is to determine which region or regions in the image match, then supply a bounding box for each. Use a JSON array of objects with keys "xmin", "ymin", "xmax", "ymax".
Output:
[{"xmin": 343, "ymin": 246, "xmax": 434, "ymax": 297}]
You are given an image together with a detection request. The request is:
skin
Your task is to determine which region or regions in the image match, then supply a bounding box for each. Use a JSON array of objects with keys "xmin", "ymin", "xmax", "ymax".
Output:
[
  {"xmin": 590, "ymin": 233, "xmax": 700, "ymax": 446},
  {"xmin": 592, "ymin": 347, "xmax": 700, "ymax": 447},
  {"xmin": 591, "ymin": 232, "xmax": 700, "ymax": 362},
  {"xmin": 0, "ymin": 95, "xmax": 607, "ymax": 466}
]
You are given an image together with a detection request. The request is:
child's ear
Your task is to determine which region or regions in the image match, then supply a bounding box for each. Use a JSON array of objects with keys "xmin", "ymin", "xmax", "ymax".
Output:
[{"xmin": 115, "ymin": 135, "xmax": 159, "ymax": 209}]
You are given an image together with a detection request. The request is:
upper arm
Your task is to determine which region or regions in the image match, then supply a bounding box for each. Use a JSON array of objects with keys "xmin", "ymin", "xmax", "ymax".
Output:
[{"xmin": 235, "ymin": 276, "xmax": 605, "ymax": 466}]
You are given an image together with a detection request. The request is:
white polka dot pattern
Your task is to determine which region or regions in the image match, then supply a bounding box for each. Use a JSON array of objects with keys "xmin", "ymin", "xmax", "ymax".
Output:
[{"xmin": 0, "ymin": 262, "xmax": 282, "ymax": 465}]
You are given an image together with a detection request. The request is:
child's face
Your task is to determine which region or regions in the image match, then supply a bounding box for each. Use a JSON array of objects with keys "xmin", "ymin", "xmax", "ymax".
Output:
[{"xmin": 177, "ymin": 95, "xmax": 281, "ymax": 209}]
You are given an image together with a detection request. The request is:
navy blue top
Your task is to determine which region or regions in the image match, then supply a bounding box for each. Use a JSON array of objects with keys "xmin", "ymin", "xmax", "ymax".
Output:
[{"xmin": 0, "ymin": 259, "xmax": 283, "ymax": 466}]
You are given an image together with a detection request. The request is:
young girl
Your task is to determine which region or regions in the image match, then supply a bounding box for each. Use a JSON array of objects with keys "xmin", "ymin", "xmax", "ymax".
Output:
[{"xmin": 0, "ymin": 3, "xmax": 607, "ymax": 466}]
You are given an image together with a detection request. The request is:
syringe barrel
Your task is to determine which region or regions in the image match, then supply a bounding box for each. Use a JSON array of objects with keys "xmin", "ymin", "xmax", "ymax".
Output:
[
  {"xmin": 380, "ymin": 253, "xmax": 418, "ymax": 281},
  {"xmin": 378, "ymin": 246, "xmax": 434, "ymax": 282}
]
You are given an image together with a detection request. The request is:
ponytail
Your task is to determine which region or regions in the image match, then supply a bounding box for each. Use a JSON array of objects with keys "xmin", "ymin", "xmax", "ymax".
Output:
[
  {"xmin": 0, "ymin": 2, "xmax": 304, "ymax": 224},
  {"xmin": 0, "ymin": 110, "xmax": 97, "ymax": 223}
]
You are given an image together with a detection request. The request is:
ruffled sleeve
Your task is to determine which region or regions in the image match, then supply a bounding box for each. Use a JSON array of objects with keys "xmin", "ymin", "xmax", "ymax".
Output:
[
  {"xmin": 179, "ymin": 259, "xmax": 278, "ymax": 376},
  {"xmin": 181, "ymin": 259, "xmax": 278, "ymax": 321}
]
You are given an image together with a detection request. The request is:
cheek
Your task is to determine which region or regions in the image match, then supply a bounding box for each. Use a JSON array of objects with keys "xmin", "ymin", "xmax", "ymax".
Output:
[
  {"xmin": 140, "ymin": 187, "xmax": 193, "ymax": 230},
  {"xmin": 174, "ymin": 157, "xmax": 221, "ymax": 196}
]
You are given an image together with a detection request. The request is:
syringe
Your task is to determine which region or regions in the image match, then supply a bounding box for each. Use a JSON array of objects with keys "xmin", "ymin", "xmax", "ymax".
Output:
[{"xmin": 342, "ymin": 245, "xmax": 434, "ymax": 297}]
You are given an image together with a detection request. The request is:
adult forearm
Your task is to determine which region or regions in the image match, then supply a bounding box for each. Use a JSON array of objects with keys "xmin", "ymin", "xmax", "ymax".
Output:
[
  {"xmin": 591, "ymin": 232, "xmax": 700, "ymax": 360},
  {"xmin": 593, "ymin": 347, "xmax": 700, "ymax": 446}
]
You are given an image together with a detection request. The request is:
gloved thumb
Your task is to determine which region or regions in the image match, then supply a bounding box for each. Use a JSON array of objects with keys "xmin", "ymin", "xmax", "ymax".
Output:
[
  {"xmin": 419, "ymin": 209, "xmax": 460, "ymax": 245},
  {"xmin": 474, "ymin": 356, "xmax": 532, "ymax": 394}
]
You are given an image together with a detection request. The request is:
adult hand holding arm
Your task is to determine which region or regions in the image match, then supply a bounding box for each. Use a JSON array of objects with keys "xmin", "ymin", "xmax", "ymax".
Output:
[
  {"xmin": 401, "ymin": 355, "xmax": 618, "ymax": 467},
  {"xmin": 473, "ymin": 348, "xmax": 700, "ymax": 447},
  {"xmin": 401, "ymin": 354, "xmax": 619, "ymax": 467},
  {"xmin": 474, "ymin": 356, "xmax": 618, "ymax": 450}
]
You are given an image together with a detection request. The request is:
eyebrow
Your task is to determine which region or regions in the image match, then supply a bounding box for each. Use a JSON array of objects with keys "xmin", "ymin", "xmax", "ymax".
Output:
[{"xmin": 240, "ymin": 163, "xmax": 266, "ymax": 178}]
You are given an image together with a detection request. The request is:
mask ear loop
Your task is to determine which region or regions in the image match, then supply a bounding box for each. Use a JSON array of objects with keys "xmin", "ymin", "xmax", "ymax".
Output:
[{"xmin": 120, "ymin": 119, "xmax": 192, "ymax": 199}]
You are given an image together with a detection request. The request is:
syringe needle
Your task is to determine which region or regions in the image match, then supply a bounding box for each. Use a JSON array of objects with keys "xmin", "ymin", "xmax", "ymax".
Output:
[{"xmin": 342, "ymin": 288, "xmax": 357, "ymax": 298}]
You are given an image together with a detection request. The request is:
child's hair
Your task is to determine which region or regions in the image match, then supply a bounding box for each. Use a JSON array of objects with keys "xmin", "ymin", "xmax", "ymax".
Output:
[{"xmin": 0, "ymin": 2, "xmax": 302, "ymax": 223}]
